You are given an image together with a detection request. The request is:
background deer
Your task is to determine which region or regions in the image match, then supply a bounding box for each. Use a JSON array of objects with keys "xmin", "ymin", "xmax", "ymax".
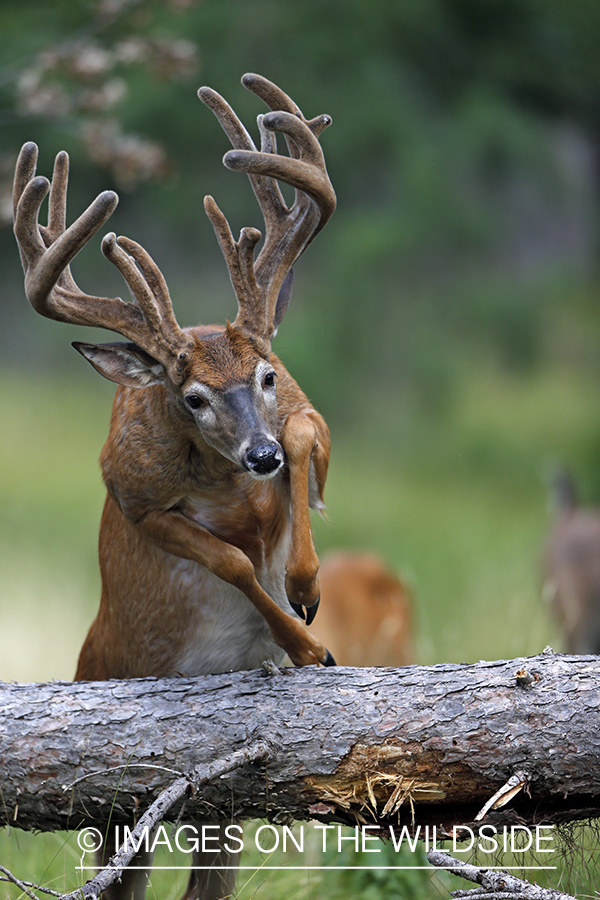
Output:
[
  {"xmin": 13, "ymin": 73, "xmax": 336, "ymax": 900},
  {"xmin": 542, "ymin": 468, "xmax": 600, "ymax": 655},
  {"xmin": 313, "ymin": 551, "xmax": 413, "ymax": 667}
]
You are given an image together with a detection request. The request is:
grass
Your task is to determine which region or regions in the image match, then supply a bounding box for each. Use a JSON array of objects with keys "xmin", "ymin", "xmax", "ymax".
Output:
[
  {"xmin": 313, "ymin": 358, "xmax": 600, "ymax": 664},
  {"xmin": 0, "ymin": 824, "xmax": 453, "ymax": 900},
  {"xmin": 0, "ymin": 373, "xmax": 109, "ymax": 683},
  {"xmin": 1, "ymin": 346, "xmax": 599, "ymax": 898},
  {"xmin": 2, "ymin": 821, "xmax": 597, "ymax": 899}
]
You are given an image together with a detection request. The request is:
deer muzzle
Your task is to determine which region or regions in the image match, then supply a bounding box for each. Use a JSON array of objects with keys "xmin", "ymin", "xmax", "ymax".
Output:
[{"xmin": 243, "ymin": 439, "xmax": 284, "ymax": 478}]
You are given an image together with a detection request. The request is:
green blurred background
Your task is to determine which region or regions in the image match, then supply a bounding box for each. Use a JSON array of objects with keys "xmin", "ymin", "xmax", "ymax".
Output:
[
  {"xmin": 3, "ymin": 0, "xmax": 600, "ymax": 680},
  {"xmin": 1, "ymin": 1, "xmax": 600, "ymax": 893}
]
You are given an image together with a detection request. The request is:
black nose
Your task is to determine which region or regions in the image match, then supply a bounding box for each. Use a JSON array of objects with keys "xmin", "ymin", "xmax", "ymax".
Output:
[{"xmin": 245, "ymin": 441, "xmax": 282, "ymax": 476}]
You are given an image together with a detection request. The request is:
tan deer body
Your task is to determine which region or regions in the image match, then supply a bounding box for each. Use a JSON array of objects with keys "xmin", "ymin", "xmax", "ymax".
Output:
[
  {"xmin": 14, "ymin": 74, "xmax": 336, "ymax": 900},
  {"xmin": 543, "ymin": 469, "xmax": 600, "ymax": 655},
  {"xmin": 76, "ymin": 334, "xmax": 330, "ymax": 680},
  {"xmin": 314, "ymin": 551, "xmax": 413, "ymax": 668}
]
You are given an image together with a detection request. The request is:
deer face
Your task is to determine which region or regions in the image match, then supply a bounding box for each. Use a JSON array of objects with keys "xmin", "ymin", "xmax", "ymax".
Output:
[
  {"xmin": 74, "ymin": 324, "xmax": 284, "ymax": 480},
  {"xmin": 180, "ymin": 327, "xmax": 283, "ymax": 477}
]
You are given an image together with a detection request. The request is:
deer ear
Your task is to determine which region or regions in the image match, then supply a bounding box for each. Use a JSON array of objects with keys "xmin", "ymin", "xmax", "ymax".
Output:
[
  {"xmin": 272, "ymin": 268, "xmax": 294, "ymax": 336},
  {"xmin": 73, "ymin": 341, "xmax": 166, "ymax": 388}
]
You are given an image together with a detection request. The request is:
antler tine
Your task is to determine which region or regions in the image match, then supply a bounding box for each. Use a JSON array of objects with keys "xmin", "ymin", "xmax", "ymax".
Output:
[
  {"xmin": 198, "ymin": 84, "xmax": 288, "ymax": 349},
  {"xmin": 237, "ymin": 73, "xmax": 337, "ymax": 236},
  {"xmin": 45, "ymin": 149, "xmax": 69, "ymax": 239},
  {"xmin": 242, "ymin": 73, "xmax": 335, "ymax": 153},
  {"xmin": 203, "ymin": 195, "xmax": 269, "ymax": 353},
  {"xmin": 226, "ymin": 108, "xmax": 336, "ymax": 333},
  {"xmin": 13, "ymin": 143, "xmax": 193, "ymax": 381},
  {"xmin": 256, "ymin": 114, "xmax": 288, "ymax": 214},
  {"xmin": 15, "ymin": 170, "xmax": 118, "ymax": 316},
  {"xmin": 197, "ymin": 78, "xmax": 328, "ymax": 241},
  {"xmin": 225, "ymin": 112, "xmax": 335, "ymax": 215},
  {"xmin": 13, "ymin": 142, "xmax": 39, "ymax": 235},
  {"xmin": 198, "ymin": 75, "xmax": 336, "ymax": 349},
  {"xmin": 197, "ymin": 86, "xmax": 256, "ymax": 153},
  {"xmin": 114, "ymin": 236, "xmax": 190, "ymax": 359},
  {"xmin": 241, "ymin": 72, "xmax": 303, "ymax": 161},
  {"xmin": 101, "ymin": 234, "xmax": 193, "ymax": 368},
  {"xmin": 197, "ymin": 85, "xmax": 287, "ymax": 225},
  {"xmin": 242, "ymin": 73, "xmax": 301, "ymax": 117}
]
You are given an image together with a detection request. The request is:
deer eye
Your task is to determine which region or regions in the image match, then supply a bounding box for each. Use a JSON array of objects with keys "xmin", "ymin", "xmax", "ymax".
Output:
[
  {"xmin": 186, "ymin": 394, "xmax": 206, "ymax": 410},
  {"xmin": 263, "ymin": 371, "xmax": 276, "ymax": 389}
]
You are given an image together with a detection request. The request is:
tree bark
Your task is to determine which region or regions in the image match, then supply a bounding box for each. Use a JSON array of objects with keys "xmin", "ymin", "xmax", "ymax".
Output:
[{"xmin": 1, "ymin": 652, "xmax": 599, "ymax": 835}]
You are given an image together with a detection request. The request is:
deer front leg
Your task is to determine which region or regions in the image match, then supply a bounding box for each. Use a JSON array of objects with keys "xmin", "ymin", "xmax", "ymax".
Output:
[
  {"xmin": 280, "ymin": 409, "xmax": 330, "ymax": 625},
  {"xmin": 137, "ymin": 508, "xmax": 334, "ymax": 667}
]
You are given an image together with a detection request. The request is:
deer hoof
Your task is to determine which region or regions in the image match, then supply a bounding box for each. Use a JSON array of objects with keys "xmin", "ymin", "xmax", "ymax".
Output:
[
  {"xmin": 289, "ymin": 595, "xmax": 320, "ymax": 625},
  {"xmin": 305, "ymin": 595, "xmax": 320, "ymax": 626},
  {"xmin": 289, "ymin": 600, "xmax": 305, "ymax": 620}
]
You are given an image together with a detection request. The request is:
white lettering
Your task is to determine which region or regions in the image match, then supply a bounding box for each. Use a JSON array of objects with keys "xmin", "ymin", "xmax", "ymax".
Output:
[
  {"xmin": 452, "ymin": 826, "xmax": 475, "ymax": 853},
  {"xmin": 535, "ymin": 825, "xmax": 555, "ymax": 854},
  {"xmin": 116, "ymin": 826, "xmax": 150, "ymax": 855},
  {"xmin": 201, "ymin": 825, "xmax": 221, "ymax": 854},
  {"xmin": 477, "ymin": 825, "xmax": 498, "ymax": 854},
  {"xmin": 150, "ymin": 824, "xmax": 173, "ymax": 853},
  {"xmin": 314, "ymin": 824, "xmax": 334, "ymax": 852},
  {"xmin": 338, "ymin": 826, "xmax": 359, "ymax": 852},
  {"xmin": 175, "ymin": 824, "xmax": 199, "ymax": 854},
  {"xmin": 254, "ymin": 824, "xmax": 280, "ymax": 853},
  {"xmin": 224, "ymin": 824, "xmax": 244, "ymax": 854},
  {"xmin": 361, "ymin": 825, "xmax": 381, "ymax": 853},
  {"xmin": 282, "ymin": 825, "xmax": 304, "ymax": 853},
  {"xmin": 425, "ymin": 825, "xmax": 439, "ymax": 851},
  {"xmin": 509, "ymin": 825, "xmax": 532, "ymax": 853},
  {"xmin": 389, "ymin": 825, "xmax": 421, "ymax": 853}
]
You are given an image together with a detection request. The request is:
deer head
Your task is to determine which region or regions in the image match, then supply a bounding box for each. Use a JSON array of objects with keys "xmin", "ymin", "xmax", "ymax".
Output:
[{"xmin": 13, "ymin": 74, "xmax": 335, "ymax": 478}]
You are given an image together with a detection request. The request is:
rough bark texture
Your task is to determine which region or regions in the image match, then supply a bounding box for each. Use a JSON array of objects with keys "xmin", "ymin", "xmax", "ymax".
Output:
[{"xmin": 1, "ymin": 652, "xmax": 599, "ymax": 835}]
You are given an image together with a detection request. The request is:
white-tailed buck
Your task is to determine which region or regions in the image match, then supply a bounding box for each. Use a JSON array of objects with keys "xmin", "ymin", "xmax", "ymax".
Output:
[
  {"xmin": 314, "ymin": 551, "xmax": 413, "ymax": 667},
  {"xmin": 542, "ymin": 468, "xmax": 600, "ymax": 655},
  {"xmin": 14, "ymin": 73, "xmax": 336, "ymax": 900}
]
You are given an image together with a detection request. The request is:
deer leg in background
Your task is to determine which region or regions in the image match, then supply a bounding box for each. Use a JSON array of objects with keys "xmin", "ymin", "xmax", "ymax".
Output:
[
  {"xmin": 99, "ymin": 830, "xmax": 154, "ymax": 900},
  {"xmin": 183, "ymin": 822, "xmax": 239, "ymax": 900}
]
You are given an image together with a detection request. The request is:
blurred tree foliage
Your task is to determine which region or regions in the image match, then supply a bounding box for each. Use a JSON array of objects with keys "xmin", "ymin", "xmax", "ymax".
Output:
[{"xmin": 2, "ymin": 0, "xmax": 600, "ymax": 430}]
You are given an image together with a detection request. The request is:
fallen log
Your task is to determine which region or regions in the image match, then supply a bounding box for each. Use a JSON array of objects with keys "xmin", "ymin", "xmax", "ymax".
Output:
[{"xmin": 1, "ymin": 651, "xmax": 599, "ymax": 835}]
